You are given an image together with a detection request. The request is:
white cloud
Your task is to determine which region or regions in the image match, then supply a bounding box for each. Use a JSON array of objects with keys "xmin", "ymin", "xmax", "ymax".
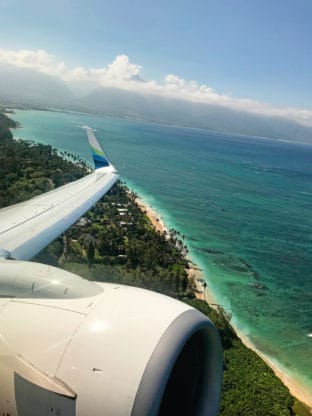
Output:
[
  {"xmin": 0, "ymin": 49, "xmax": 68, "ymax": 78},
  {"xmin": 105, "ymin": 54, "xmax": 141, "ymax": 80},
  {"xmin": 0, "ymin": 48, "xmax": 312, "ymax": 127}
]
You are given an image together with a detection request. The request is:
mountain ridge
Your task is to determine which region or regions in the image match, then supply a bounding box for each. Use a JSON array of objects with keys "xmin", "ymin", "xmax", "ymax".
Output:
[{"xmin": 1, "ymin": 65, "xmax": 311, "ymax": 143}]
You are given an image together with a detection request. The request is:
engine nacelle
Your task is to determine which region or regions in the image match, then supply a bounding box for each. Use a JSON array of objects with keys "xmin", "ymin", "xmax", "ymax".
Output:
[{"xmin": 0, "ymin": 261, "xmax": 222, "ymax": 416}]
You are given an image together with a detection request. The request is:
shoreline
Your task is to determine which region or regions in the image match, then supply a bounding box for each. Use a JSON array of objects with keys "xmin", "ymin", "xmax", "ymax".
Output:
[
  {"xmin": 236, "ymin": 329, "xmax": 312, "ymax": 410},
  {"xmin": 136, "ymin": 195, "xmax": 312, "ymax": 411},
  {"xmin": 135, "ymin": 197, "xmax": 217, "ymax": 305}
]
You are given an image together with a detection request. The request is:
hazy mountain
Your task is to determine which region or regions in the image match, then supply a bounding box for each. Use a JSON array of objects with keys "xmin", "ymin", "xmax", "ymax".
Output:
[
  {"xmin": 1, "ymin": 65, "xmax": 312, "ymax": 143},
  {"xmin": 0, "ymin": 64, "xmax": 77, "ymax": 108},
  {"xmin": 82, "ymin": 87, "xmax": 312, "ymax": 143}
]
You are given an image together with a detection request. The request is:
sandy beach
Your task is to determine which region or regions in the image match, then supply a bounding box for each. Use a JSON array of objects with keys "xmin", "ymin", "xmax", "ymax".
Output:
[
  {"xmin": 236, "ymin": 330, "xmax": 312, "ymax": 410},
  {"xmin": 136, "ymin": 197, "xmax": 167, "ymax": 234},
  {"xmin": 135, "ymin": 197, "xmax": 215, "ymax": 302},
  {"xmin": 136, "ymin": 195, "xmax": 312, "ymax": 412}
]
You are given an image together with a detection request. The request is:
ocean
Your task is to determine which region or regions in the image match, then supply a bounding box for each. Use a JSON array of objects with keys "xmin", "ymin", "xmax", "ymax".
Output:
[{"xmin": 13, "ymin": 109, "xmax": 312, "ymax": 396}]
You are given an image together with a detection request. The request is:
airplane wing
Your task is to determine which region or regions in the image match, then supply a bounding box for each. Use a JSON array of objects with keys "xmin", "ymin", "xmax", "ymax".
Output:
[
  {"xmin": 0, "ymin": 126, "xmax": 119, "ymax": 260},
  {"xmin": 0, "ymin": 126, "xmax": 222, "ymax": 416}
]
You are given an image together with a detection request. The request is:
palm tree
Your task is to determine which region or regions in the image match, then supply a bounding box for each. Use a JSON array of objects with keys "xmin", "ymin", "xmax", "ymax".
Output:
[{"xmin": 129, "ymin": 189, "xmax": 138, "ymax": 202}]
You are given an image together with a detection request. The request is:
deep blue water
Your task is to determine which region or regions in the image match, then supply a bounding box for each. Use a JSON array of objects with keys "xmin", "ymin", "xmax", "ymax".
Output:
[{"xmin": 14, "ymin": 109, "xmax": 312, "ymax": 394}]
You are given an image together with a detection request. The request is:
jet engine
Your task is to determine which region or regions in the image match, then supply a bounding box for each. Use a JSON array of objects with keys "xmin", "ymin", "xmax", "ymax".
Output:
[{"xmin": 0, "ymin": 261, "xmax": 222, "ymax": 416}]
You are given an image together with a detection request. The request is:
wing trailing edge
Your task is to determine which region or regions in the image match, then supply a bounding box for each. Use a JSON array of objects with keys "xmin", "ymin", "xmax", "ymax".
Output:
[{"xmin": 0, "ymin": 128, "xmax": 119, "ymax": 260}]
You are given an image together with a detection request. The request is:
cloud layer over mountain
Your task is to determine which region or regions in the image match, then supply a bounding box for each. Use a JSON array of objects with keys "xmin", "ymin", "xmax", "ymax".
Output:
[{"xmin": 1, "ymin": 48, "xmax": 312, "ymax": 128}]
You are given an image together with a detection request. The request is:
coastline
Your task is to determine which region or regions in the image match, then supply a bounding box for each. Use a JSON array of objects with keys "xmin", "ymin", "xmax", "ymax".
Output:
[
  {"xmin": 136, "ymin": 195, "xmax": 312, "ymax": 411},
  {"xmin": 135, "ymin": 196, "xmax": 216, "ymax": 305},
  {"xmin": 236, "ymin": 330, "xmax": 312, "ymax": 410}
]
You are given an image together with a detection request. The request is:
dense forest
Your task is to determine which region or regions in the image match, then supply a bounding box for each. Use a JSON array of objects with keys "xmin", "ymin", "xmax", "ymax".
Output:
[
  {"xmin": 0, "ymin": 111, "xmax": 310, "ymax": 416},
  {"xmin": 0, "ymin": 110, "xmax": 19, "ymax": 139},
  {"xmin": 0, "ymin": 112, "xmax": 89, "ymax": 208},
  {"xmin": 44, "ymin": 181, "xmax": 191, "ymax": 298}
]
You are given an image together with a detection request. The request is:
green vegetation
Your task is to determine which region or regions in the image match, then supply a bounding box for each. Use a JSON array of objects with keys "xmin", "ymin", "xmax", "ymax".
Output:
[
  {"xmin": 0, "ymin": 111, "xmax": 19, "ymax": 140},
  {"xmin": 52, "ymin": 181, "xmax": 191, "ymax": 298},
  {"xmin": 1, "ymin": 111, "xmax": 310, "ymax": 416},
  {"xmin": 0, "ymin": 115, "xmax": 88, "ymax": 208}
]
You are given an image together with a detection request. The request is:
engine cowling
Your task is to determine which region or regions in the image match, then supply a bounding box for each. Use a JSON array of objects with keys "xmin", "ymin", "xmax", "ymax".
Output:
[{"xmin": 0, "ymin": 261, "xmax": 222, "ymax": 416}]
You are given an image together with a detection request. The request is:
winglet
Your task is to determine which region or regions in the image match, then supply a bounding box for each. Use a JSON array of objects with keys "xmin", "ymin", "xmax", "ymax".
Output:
[{"xmin": 83, "ymin": 126, "xmax": 113, "ymax": 170}]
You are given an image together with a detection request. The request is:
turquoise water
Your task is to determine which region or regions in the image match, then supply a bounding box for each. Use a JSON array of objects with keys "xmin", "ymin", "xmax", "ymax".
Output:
[{"xmin": 14, "ymin": 109, "xmax": 312, "ymax": 394}]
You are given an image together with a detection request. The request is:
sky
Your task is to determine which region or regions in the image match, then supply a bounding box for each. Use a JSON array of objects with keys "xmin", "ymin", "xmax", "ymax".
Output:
[{"xmin": 1, "ymin": 0, "xmax": 312, "ymax": 125}]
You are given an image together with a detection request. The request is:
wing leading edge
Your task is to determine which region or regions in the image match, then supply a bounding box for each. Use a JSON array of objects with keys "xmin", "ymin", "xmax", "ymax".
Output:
[{"xmin": 0, "ymin": 127, "xmax": 119, "ymax": 260}]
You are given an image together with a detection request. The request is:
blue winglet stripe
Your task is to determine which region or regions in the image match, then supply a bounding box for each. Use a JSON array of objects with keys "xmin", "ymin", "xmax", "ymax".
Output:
[{"xmin": 93, "ymin": 152, "xmax": 110, "ymax": 168}]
